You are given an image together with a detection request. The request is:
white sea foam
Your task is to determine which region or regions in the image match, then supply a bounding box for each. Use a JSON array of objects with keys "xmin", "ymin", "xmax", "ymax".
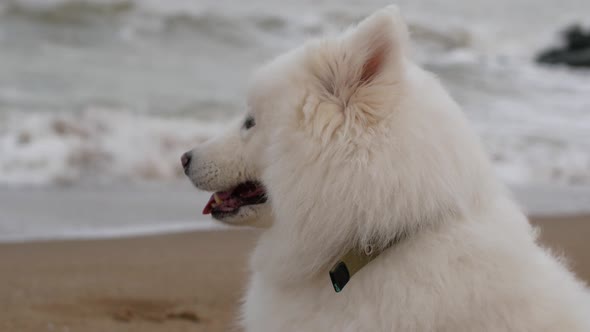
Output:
[{"xmin": 0, "ymin": 109, "xmax": 223, "ymax": 185}]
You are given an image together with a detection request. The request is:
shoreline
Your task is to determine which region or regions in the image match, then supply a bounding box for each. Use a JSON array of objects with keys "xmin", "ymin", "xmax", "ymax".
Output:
[
  {"xmin": 2, "ymin": 182, "xmax": 590, "ymax": 243},
  {"xmin": 0, "ymin": 220, "xmax": 229, "ymax": 244},
  {"xmin": 1, "ymin": 215, "xmax": 589, "ymax": 332},
  {"xmin": 1, "ymin": 213, "xmax": 588, "ymax": 244}
]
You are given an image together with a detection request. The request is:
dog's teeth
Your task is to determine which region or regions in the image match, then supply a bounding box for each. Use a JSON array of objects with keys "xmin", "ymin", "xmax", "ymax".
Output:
[{"xmin": 214, "ymin": 193, "xmax": 223, "ymax": 204}]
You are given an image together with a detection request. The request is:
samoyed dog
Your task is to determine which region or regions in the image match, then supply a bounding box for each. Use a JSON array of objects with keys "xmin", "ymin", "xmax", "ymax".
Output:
[{"xmin": 182, "ymin": 6, "xmax": 590, "ymax": 331}]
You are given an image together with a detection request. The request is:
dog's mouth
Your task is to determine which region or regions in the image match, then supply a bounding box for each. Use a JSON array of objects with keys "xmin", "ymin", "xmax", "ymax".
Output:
[{"xmin": 202, "ymin": 181, "xmax": 267, "ymax": 217}]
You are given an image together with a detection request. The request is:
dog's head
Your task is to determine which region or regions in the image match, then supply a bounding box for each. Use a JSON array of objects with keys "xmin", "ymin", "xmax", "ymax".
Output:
[
  {"xmin": 182, "ymin": 6, "xmax": 490, "ymax": 234},
  {"xmin": 182, "ymin": 6, "xmax": 408, "ymax": 227}
]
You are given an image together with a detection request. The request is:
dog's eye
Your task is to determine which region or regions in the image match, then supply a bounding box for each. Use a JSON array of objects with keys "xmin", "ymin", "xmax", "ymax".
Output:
[{"xmin": 243, "ymin": 116, "xmax": 255, "ymax": 130}]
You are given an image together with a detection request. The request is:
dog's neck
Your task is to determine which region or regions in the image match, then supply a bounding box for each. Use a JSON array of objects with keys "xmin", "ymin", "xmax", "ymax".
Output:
[{"xmin": 261, "ymin": 212, "xmax": 449, "ymax": 291}]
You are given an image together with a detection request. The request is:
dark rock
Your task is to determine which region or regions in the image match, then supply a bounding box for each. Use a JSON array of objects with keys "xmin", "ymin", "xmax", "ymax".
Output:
[{"xmin": 537, "ymin": 24, "xmax": 590, "ymax": 68}]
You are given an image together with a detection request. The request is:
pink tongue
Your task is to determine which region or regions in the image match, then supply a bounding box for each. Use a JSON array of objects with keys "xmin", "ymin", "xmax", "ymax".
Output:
[{"xmin": 202, "ymin": 190, "xmax": 233, "ymax": 215}]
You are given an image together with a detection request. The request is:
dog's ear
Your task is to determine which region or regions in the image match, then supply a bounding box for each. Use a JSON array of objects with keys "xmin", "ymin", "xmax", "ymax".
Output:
[
  {"xmin": 306, "ymin": 6, "xmax": 409, "ymax": 127},
  {"xmin": 343, "ymin": 5, "xmax": 408, "ymax": 84}
]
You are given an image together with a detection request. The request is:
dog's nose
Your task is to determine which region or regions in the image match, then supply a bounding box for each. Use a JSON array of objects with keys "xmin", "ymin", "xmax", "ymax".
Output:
[{"xmin": 181, "ymin": 152, "xmax": 192, "ymax": 173}]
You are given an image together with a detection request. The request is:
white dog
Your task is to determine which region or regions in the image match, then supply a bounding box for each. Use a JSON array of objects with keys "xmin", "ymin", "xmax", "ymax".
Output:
[{"xmin": 182, "ymin": 6, "xmax": 590, "ymax": 331}]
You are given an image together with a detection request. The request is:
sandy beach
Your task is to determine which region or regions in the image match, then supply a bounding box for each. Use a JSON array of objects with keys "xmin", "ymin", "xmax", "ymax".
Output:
[
  {"xmin": 1, "ymin": 0, "xmax": 589, "ymax": 330},
  {"xmin": 1, "ymin": 216, "xmax": 589, "ymax": 332}
]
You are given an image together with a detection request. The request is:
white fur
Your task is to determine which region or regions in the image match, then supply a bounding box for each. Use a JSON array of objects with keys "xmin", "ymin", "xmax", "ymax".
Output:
[{"xmin": 185, "ymin": 6, "xmax": 590, "ymax": 331}]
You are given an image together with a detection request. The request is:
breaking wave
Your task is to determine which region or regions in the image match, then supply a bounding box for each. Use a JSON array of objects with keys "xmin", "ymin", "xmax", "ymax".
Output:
[
  {"xmin": 0, "ymin": 108, "xmax": 223, "ymax": 185},
  {"xmin": 0, "ymin": 0, "xmax": 488, "ymax": 54}
]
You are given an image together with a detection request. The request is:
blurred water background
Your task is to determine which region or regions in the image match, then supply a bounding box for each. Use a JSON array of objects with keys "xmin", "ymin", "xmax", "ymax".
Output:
[{"xmin": 1, "ymin": 0, "xmax": 589, "ymax": 241}]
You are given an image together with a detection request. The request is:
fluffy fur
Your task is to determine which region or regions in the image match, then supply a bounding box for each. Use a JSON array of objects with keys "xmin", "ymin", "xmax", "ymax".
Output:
[{"xmin": 184, "ymin": 6, "xmax": 590, "ymax": 331}]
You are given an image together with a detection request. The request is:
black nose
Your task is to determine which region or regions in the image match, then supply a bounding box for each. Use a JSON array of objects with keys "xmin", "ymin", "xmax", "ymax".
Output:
[{"xmin": 181, "ymin": 152, "xmax": 192, "ymax": 173}]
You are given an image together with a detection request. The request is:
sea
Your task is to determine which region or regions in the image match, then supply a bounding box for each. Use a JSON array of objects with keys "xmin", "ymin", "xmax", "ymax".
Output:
[{"xmin": 0, "ymin": 0, "xmax": 589, "ymax": 242}]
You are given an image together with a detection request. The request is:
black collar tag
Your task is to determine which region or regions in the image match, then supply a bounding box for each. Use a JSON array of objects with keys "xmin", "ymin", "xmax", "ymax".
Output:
[{"xmin": 329, "ymin": 261, "xmax": 351, "ymax": 292}]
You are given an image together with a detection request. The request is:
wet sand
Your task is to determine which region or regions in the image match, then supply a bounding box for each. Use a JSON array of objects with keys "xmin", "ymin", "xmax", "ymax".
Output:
[{"xmin": 0, "ymin": 216, "xmax": 589, "ymax": 332}]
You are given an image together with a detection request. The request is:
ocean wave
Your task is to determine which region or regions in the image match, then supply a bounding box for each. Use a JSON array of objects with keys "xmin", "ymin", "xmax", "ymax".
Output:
[
  {"xmin": 0, "ymin": 0, "xmax": 133, "ymax": 21},
  {"xmin": 0, "ymin": 0, "xmax": 483, "ymax": 55},
  {"xmin": 0, "ymin": 108, "xmax": 223, "ymax": 186},
  {"xmin": 1, "ymin": 0, "xmax": 583, "ymax": 59}
]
